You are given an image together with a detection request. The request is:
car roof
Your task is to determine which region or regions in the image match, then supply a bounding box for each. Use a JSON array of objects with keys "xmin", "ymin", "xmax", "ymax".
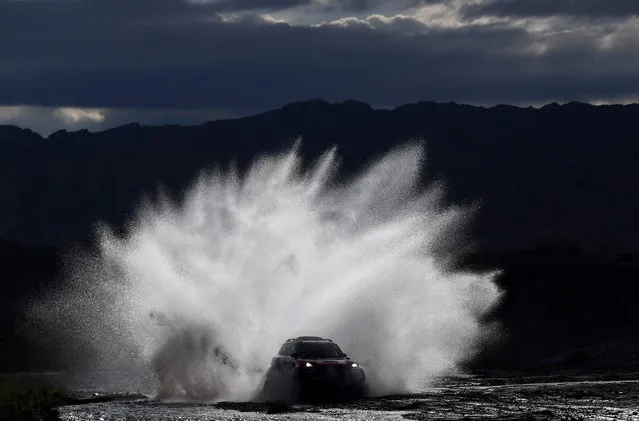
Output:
[{"xmin": 285, "ymin": 336, "xmax": 334, "ymax": 343}]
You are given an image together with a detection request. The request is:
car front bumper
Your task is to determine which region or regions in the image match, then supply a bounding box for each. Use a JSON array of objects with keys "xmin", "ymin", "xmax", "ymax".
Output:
[{"xmin": 296, "ymin": 365, "xmax": 366, "ymax": 389}]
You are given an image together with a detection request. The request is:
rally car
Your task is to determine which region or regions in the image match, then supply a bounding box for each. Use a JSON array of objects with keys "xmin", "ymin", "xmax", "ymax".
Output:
[{"xmin": 261, "ymin": 336, "xmax": 367, "ymax": 401}]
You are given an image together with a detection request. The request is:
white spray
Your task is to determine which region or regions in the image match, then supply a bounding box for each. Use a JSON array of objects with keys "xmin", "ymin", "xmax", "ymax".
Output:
[{"xmin": 33, "ymin": 140, "xmax": 501, "ymax": 401}]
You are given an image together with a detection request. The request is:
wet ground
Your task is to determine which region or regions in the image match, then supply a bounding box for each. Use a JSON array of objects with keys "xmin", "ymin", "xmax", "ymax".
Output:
[{"xmin": 57, "ymin": 373, "xmax": 639, "ymax": 420}]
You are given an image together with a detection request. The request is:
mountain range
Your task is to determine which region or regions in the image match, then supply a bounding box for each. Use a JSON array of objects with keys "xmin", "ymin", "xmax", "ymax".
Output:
[
  {"xmin": 1, "ymin": 99, "xmax": 639, "ymax": 372},
  {"xmin": 2, "ymin": 99, "xmax": 636, "ymax": 253}
]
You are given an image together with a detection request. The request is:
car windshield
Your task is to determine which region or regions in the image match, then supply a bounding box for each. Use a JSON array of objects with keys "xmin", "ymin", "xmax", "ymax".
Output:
[{"xmin": 296, "ymin": 342, "xmax": 343, "ymax": 358}]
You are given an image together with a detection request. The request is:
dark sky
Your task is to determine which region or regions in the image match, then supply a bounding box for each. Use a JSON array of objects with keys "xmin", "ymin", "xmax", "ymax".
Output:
[{"xmin": 1, "ymin": 0, "xmax": 638, "ymax": 134}]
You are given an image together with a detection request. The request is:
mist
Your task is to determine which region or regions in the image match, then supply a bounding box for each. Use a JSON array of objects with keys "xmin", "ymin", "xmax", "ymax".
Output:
[{"xmin": 30, "ymin": 140, "xmax": 501, "ymax": 401}]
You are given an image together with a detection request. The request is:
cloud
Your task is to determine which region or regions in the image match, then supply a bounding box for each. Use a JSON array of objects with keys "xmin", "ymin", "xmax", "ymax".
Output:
[
  {"xmin": 193, "ymin": 0, "xmax": 314, "ymax": 12},
  {"xmin": 462, "ymin": 0, "xmax": 639, "ymax": 19},
  {"xmin": 53, "ymin": 108, "xmax": 106, "ymax": 124},
  {"xmin": 1, "ymin": 0, "xmax": 639, "ymax": 125},
  {"xmin": 317, "ymin": 0, "xmax": 448, "ymax": 14},
  {"xmin": 314, "ymin": 14, "xmax": 430, "ymax": 33},
  {"xmin": 0, "ymin": 106, "xmax": 105, "ymax": 135}
]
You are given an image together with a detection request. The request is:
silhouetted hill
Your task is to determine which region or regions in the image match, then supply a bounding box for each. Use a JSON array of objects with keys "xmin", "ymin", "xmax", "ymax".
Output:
[
  {"xmin": 463, "ymin": 243, "xmax": 639, "ymax": 373},
  {"xmin": 0, "ymin": 240, "xmax": 60, "ymax": 371},
  {"xmin": 1, "ymin": 100, "xmax": 637, "ymax": 253},
  {"xmin": 1, "ymin": 100, "xmax": 638, "ymax": 253}
]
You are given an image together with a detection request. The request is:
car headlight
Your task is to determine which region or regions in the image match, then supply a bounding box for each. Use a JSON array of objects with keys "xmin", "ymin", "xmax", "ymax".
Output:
[
  {"xmin": 305, "ymin": 362, "xmax": 313, "ymax": 368},
  {"xmin": 351, "ymin": 362, "xmax": 359, "ymax": 368}
]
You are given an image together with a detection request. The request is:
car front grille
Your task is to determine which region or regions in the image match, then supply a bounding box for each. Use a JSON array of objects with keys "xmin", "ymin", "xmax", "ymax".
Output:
[{"xmin": 304, "ymin": 363, "xmax": 346, "ymax": 379}]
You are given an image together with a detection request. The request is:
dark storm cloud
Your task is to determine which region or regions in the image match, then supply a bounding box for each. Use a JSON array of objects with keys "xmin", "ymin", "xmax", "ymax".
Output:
[
  {"xmin": 462, "ymin": 0, "xmax": 639, "ymax": 19},
  {"xmin": 0, "ymin": 0, "xmax": 310, "ymax": 30},
  {"xmin": 1, "ymin": 0, "xmax": 639, "ymax": 111},
  {"xmin": 203, "ymin": 0, "xmax": 313, "ymax": 12},
  {"xmin": 319, "ymin": 0, "xmax": 446, "ymax": 13}
]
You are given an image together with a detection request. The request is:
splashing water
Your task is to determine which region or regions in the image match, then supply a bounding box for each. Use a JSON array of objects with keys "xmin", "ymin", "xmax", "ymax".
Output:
[{"xmin": 33, "ymin": 141, "xmax": 501, "ymax": 401}]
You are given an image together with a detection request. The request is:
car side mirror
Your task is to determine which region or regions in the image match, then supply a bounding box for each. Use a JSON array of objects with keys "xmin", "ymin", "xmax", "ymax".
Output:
[{"xmin": 341, "ymin": 353, "xmax": 348, "ymax": 358}]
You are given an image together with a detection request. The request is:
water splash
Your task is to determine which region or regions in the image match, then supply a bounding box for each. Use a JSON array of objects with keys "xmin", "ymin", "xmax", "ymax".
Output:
[{"xmin": 33, "ymin": 140, "xmax": 501, "ymax": 401}]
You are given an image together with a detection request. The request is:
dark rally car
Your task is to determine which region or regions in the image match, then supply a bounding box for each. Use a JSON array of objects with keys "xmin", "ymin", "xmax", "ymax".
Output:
[{"xmin": 262, "ymin": 336, "xmax": 367, "ymax": 400}]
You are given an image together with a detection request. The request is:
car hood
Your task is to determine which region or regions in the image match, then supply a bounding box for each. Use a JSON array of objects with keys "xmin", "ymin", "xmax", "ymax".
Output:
[{"xmin": 298, "ymin": 358, "xmax": 351, "ymax": 365}]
